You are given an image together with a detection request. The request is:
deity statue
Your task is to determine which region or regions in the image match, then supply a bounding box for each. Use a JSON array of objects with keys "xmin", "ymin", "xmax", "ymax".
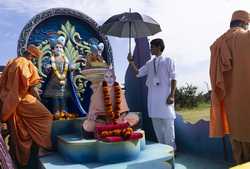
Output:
[
  {"xmin": 86, "ymin": 39, "xmax": 108, "ymax": 68},
  {"xmin": 83, "ymin": 70, "xmax": 140, "ymax": 141},
  {"xmin": 80, "ymin": 39, "xmax": 110, "ymax": 94},
  {"xmin": 42, "ymin": 36, "xmax": 80, "ymax": 119}
]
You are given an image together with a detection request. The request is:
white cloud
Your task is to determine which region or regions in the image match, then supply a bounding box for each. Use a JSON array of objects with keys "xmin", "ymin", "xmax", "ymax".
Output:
[{"xmin": 1, "ymin": 0, "xmax": 250, "ymax": 90}]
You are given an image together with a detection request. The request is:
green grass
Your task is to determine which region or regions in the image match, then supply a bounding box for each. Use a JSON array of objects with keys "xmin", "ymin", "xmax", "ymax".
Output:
[{"xmin": 176, "ymin": 102, "xmax": 210, "ymax": 124}]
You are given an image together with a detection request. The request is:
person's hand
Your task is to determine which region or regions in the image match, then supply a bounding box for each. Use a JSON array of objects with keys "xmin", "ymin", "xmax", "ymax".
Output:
[
  {"xmin": 29, "ymin": 86, "xmax": 41, "ymax": 100},
  {"xmin": 37, "ymin": 88, "xmax": 43, "ymax": 95},
  {"xmin": 0, "ymin": 122, "xmax": 8, "ymax": 137},
  {"xmin": 127, "ymin": 53, "xmax": 133, "ymax": 63},
  {"xmin": 166, "ymin": 95, "xmax": 175, "ymax": 105},
  {"xmin": 1, "ymin": 123, "xmax": 7, "ymax": 130}
]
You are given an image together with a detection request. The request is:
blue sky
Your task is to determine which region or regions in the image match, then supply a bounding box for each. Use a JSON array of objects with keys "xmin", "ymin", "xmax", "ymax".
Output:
[{"xmin": 0, "ymin": 0, "xmax": 250, "ymax": 91}]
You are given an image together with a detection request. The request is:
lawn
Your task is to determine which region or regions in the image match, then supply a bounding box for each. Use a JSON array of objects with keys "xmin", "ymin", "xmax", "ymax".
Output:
[{"xmin": 176, "ymin": 102, "xmax": 210, "ymax": 124}]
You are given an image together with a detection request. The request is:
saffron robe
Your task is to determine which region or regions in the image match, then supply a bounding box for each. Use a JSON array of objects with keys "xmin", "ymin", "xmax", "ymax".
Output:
[
  {"xmin": 0, "ymin": 57, "xmax": 53, "ymax": 166},
  {"xmin": 210, "ymin": 27, "xmax": 250, "ymax": 142}
]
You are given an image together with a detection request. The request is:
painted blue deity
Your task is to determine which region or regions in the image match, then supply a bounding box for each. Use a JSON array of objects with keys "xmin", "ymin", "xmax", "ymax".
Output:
[{"xmin": 43, "ymin": 36, "xmax": 77, "ymax": 115}]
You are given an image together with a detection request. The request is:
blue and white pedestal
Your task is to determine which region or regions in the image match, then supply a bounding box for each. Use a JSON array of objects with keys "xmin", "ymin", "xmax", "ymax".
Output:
[
  {"xmin": 56, "ymin": 130, "xmax": 146, "ymax": 164},
  {"xmin": 39, "ymin": 143, "xmax": 175, "ymax": 169},
  {"xmin": 41, "ymin": 119, "xmax": 174, "ymax": 169}
]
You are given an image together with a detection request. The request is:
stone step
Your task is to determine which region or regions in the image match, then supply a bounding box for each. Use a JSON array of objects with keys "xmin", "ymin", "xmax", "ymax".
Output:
[
  {"xmin": 39, "ymin": 143, "xmax": 175, "ymax": 169},
  {"xmin": 57, "ymin": 131, "xmax": 146, "ymax": 163}
]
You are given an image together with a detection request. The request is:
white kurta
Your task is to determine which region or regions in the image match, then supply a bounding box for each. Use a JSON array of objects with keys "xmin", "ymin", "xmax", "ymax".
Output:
[{"xmin": 137, "ymin": 55, "xmax": 176, "ymax": 120}]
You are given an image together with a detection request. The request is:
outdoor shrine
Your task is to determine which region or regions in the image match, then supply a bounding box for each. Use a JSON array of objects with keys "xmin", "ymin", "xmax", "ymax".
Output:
[{"xmin": 16, "ymin": 8, "xmax": 175, "ymax": 169}]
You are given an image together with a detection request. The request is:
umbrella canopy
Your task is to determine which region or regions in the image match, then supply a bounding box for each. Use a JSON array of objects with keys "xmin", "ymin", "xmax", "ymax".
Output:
[
  {"xmin": 101, "ymin": 12, "xmax": 161, "ymax": 37},
  {"xmin": 101, "ymin": 10, "xmax": 161, "ymax": 53}
]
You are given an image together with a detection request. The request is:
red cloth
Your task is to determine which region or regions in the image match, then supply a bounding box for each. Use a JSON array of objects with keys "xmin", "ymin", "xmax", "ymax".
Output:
[
  {"xmin": 99, "ymin": 132, "xmax": 143, "ymax": 142},
  {"xmin": 129, "ymin": 132, "xmax": 143, "ymax": 140},
  {"xmin": 103, "ymin": 136, "xmax": 123, "ymax": 142},
  {"xmin": 96, "ymin": 123, "xmax": 129, "ymax": 132}
]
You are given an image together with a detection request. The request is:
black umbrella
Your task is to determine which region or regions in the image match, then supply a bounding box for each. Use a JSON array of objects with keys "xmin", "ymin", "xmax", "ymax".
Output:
[{"xmin": 101, "ymin": 9, "xmax": 161, "ymax": 54}]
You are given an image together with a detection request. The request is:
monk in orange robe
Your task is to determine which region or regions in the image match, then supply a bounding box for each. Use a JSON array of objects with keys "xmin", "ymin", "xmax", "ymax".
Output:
[
  {"xmin": 84, "ymin": 70, "xmax": 129, "ymax": 132},
  {"xmin": 210, "ymin": 10, "xmax": 250, "ymax": 164},
  {"xmin": 0, "ymin": 45, "xmax": 53, "ymax": 168}
]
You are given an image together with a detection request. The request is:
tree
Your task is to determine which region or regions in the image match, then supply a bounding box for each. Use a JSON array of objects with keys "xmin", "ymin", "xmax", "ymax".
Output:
[{"xmin": 175, "ymin": 83, "xmax": 210, "ymax": 109}]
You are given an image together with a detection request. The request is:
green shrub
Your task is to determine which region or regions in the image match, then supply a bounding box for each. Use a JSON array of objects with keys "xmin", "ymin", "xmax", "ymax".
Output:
[{"xmin": 175, "ymin": 83, "xmax": 210, "ymax": 109}]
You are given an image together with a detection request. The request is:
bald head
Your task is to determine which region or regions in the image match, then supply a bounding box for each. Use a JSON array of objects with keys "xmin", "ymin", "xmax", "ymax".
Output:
[
  {"xmin": 230, "ymin": 10, "xmax": 250, "ymax": 30},
  {"xmin": 23, "ymin": 44, "xmax": 43, "ymax": 60},
  {"xmin": 231, "ymin": 10, "xmax": 250, "ymax": 23}
]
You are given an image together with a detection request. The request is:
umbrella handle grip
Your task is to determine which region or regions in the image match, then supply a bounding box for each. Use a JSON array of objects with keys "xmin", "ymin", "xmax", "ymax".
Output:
[{"xmin": 127, "ymin": 52, "xmax": 133, "ymax": 61}]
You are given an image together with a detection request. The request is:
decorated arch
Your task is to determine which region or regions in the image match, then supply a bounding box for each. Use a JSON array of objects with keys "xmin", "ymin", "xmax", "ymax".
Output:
[{"xmin": 17, "ymin": 8, "xmax": 114, "ymax": 116}]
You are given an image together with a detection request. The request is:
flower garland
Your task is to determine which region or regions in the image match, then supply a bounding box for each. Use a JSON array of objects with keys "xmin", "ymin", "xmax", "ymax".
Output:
[
  {"xmin": 102, "ymin": 81, "xmax": 122, "ymax": 122},
  {"xmin": 51, "ymin": 55, "xmax": 69, "ymax": 85},
  {"xmin": 100, "ymin": 127, "xmax": 133, "ymax": 139}
]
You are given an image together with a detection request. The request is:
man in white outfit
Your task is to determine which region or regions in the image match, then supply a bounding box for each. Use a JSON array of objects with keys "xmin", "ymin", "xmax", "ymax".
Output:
[{"xmin": 128, "ymin": 38, "xmax": 177, "ymax": 149}]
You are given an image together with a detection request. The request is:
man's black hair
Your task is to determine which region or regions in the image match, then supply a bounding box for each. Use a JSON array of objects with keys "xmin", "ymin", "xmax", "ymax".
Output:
[
  {"xmin": 150, "ymin": 38, "xmax": 165, "ymax": 52},
  {"xmin": 230, "ymin": 20, "xmax": 248, "ymax": 28}
]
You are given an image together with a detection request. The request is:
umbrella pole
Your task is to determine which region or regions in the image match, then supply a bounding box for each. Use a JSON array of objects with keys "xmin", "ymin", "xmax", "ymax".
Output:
[
  {"xmin": 129, "ymin": 8, "xmax": 132, "ymax": 55},
  {"xmin": 129, "ymin": 22, "xmax": 131, "ymax": 55}
]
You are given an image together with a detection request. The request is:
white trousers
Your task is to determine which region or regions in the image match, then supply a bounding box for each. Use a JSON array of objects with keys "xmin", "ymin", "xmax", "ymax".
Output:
[{"xmin": 151, "ymin": 118, "xmax": 176, "ymax": 149}]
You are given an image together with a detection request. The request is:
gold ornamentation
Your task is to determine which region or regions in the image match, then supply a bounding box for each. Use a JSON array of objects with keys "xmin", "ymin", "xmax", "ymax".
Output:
[
  {"xmin": 53, "ymin": 111, "xmax": 78, "ymax": 120},
  {"xmin": 51, "ymin": 55, "xmax": 69, "ymax": 85}
]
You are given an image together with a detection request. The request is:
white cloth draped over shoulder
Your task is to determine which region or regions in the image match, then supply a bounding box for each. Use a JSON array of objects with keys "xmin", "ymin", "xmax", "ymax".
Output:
[{"xmin": 137, "ymin": 55, "xmax": 176, "ymax": 119}]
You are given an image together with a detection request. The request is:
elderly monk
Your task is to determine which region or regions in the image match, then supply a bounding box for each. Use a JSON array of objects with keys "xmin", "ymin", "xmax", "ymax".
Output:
[
  {"xmin": 210, "ymin": 10, "xmax": 250, "ymax": 164},
  {"xmin": 83, "ymin": 70, "xmax": 129, "ymax": 133},
  {"xmin": 0, "ymin": 45, "xmax": 53, "ymax": 168}
]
